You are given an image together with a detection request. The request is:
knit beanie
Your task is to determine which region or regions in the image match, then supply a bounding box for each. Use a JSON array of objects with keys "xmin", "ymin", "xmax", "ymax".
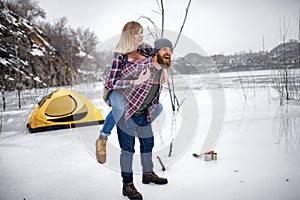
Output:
[{"xmin": 153, "ymin": 38, "xmax": 173, "ymax": 55}]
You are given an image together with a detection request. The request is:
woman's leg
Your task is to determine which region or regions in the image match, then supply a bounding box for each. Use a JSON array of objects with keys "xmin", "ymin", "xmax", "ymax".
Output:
[
  {"xmin": 110, "ymin": 90, "xmax": 125, "ymax": 124},
  {"xmin": 152, "ymin": 102, "xmax": 163, "ymax": 122},
  {"xmin": 101, "ymin": 90, "xmax": 125, "ymax": 136},
  {"xmin": 96, "ymin": 91, "xmax": 126, "ymax": 164}
]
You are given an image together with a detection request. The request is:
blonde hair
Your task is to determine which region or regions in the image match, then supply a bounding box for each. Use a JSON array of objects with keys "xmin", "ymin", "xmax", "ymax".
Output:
[{"xmin": 115, "ymin": 21, "xmax": 143, "ymax": 54}]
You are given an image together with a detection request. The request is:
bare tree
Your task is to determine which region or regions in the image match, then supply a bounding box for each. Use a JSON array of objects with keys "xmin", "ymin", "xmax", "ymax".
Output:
[
  {"xmin": 71, "ymin": 26, "xmax": 99, "ymax": 54},
  {"xmin": 169, "ymin": 0, "xmax": 192, "ymax": 111},
  {"xmin": 271, "ymin": 14, "xmax": 300, "ymax": 104},
  {"xmin": 280, "ymin": 17, "xmax": 291, "ymax": 100},
  {"xmin": 295, "ymin": 9, "xmax": 300, "ymax": 96},
  {"xmin": 138, "ymin": 0, "xmax": 192, "ymax": 111},
  {"xmin": 53, "ymin": 16, "xmax": 69, "ymax": 36},
  {"xmin": 4, "ymin": 0, "xmax": 45, "ymax": 22},
  {"xmin": 40, "ymin": 17, "xmax": 75, "ymax": 66}
]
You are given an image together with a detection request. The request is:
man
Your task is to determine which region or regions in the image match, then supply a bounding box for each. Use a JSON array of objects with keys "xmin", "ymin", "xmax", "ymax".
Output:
[{"xmin": 116, "ymin": 38, "xmax": 173, "ymax": 200}]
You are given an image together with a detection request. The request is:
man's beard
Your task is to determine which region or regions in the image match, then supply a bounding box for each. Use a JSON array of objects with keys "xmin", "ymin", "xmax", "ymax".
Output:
[{"xmin": 157, "ymin": 53, "xmax": 171, "ymax": 69}]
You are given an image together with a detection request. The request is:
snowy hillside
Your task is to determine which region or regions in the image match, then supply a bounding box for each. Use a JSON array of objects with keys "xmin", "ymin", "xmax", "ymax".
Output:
[{"xmin": 0, "ymin": 7, "xmax": 75, "ymax": 91}]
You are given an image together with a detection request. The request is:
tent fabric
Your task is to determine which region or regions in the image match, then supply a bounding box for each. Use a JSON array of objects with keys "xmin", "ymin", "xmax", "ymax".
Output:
[{"xmin": 27, "ymin": 88, "xmax": 104, "ymax": 133}]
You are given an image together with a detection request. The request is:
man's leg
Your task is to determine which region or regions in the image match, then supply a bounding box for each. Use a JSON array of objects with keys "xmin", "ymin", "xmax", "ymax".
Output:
[
  {"xmin": 136, "ymin": 125, "xmax": 154, "ymax": 173},
  {"xmin": 117, "ymin": 118, "xmax": 143, "ymax": 200},
  {"xmin": 134, "ymin": 113, "xmax": 168, "ymax": 185},
  {"xmin": 116, "ymin": 123, "xmax": 135, "ymax": 184}
]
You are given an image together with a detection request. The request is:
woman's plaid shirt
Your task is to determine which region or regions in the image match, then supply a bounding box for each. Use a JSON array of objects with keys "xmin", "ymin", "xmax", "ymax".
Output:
[
  {"xmin": 104, "ymin": 43, "xmax": 153, "ymax": 91},
  {"xmin": 119, "ymin": 57, "xmax": 163, "ymax": 122}
]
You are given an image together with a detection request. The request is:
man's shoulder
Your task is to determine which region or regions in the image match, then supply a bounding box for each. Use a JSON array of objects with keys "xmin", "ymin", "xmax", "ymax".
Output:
[{"xmin": 138, "ymin": 43, "xmax": 154, "ymax": 57}]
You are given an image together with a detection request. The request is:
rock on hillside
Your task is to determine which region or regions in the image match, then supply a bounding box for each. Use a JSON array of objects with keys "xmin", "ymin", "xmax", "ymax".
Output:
[{"xmin": 0, "ymin": 6, "xmax": 76, "ymax": 91}]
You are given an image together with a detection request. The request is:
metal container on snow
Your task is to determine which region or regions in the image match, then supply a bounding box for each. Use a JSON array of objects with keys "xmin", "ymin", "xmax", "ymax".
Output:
[
  {"xmin": 212, "ymin": 153, "xmax": 217, "ymax": 160},
  {"xmin": 204, "ymin": 153, "xmax": 212, "ymax": 161},
  {"xmin": 204, "ymin": 152, "xmax": 217, "ymax": 161}
]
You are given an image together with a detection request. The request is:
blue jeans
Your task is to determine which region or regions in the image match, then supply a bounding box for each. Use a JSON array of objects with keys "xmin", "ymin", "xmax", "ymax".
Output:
[
  {"xmin": 101, "ymin": 90, "xmax": 163, "ymax": 136},
  {"xmin": 101, "ymin": 91, "xmax": 125, "ymax": 135},
  {"xmin": 116, "ymin": 112, "xmax": 154, "ymax": 184}
]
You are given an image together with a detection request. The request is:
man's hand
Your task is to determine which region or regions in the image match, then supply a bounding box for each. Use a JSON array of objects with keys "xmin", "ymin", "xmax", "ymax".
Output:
[{"xmin": 134, "ymin": 67, "xmax": 150, "ymax": 85}]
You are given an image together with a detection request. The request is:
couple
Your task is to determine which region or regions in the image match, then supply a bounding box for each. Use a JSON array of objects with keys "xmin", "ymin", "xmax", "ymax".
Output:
[{"xmin": 95, "ymin": 21, "xmax": 173, "ymax": 200}]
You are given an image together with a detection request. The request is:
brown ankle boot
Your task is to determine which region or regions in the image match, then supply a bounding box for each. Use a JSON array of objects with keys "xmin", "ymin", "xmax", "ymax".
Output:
[
  {"xmin": 95, "ymin": 135, "xmax": 107, "ymax": 164},
  {"xmin": 122, "ymin": 183, "xmax": 143, "ymax": 200},
  {"xmin": 142, "ymin": 172, "xmax": 168, "ymax": 185}
]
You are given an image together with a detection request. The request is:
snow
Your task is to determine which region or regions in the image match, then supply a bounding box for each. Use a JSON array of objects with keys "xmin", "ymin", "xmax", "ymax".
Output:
[
  {"xmin": 0, "ymin": 72, "xmax": 300, "ymax": 200},
  {"xmin": 76, "ymin": 50, "xmax": 95, "ymax": 59},
  {"xmin": 33, "ymin": 76, "xmax": 43, "ymax": 83},
  {"xmin": 0, "ymin": 23, "xmax": 5, "ymax": 29},
  {"xmin": 30, "ymin": 44, "xmax": 46, "ymax": 57},
  {"xmin": 30, "ymin": 48, "xmax": 44, "ymax": 56},
  {"xmin": 0, "ymin": 58, "xmax": 10, "ymax": 66}
]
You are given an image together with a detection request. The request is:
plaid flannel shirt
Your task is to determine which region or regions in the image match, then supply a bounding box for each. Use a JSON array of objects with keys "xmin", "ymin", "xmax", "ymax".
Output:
[
  {"xmin": 119, "ymin": 57, "xmax": 163, "ymax": 122},
  {"xmin": 104, "ymin": 43, "xmax": 153, "ymax": 91}
]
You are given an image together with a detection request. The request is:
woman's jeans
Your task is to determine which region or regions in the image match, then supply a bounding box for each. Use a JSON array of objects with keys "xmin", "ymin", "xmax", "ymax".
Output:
[
  {"xmin": 116, "ymin": 112, "xmax": 154, "ymax": 184},
  {"xmin": 101, "ymin": 90, "xmax": 124, "ymax": 135},
  {"xmin": 101, "ymin": 90, "xmax": 163, "ymax": 136}
]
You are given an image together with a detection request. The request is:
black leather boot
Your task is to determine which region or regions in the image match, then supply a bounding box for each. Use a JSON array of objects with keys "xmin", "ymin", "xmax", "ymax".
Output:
[
  {"xmin": 122, "ymin": 183, "xmax": 143, "ymax": 200},
  {"xmin": 142, "ymin": 172, "xmax": 168, "ymax": 185}
]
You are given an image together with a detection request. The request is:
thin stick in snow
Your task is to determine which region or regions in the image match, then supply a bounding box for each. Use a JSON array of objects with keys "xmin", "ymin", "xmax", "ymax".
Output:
[
  {"xmin": 156, "ymin": 156, "xmax": 166, "ymax": 171},
  {"xmin": 168, "ymin": 140, "xmax": 173, "ymax": 157}
]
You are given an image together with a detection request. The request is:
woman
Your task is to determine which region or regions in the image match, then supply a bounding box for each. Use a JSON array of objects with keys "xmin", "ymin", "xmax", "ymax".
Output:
[{"xmin": 96, "ymin": 21, "xmax": 166, "ymax": 164}]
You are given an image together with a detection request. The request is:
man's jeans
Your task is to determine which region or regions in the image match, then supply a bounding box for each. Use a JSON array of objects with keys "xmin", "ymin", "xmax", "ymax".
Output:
[
  {"xmin": 101, "ymin": 90, "xmax": 163, "ymax": 136},
  {"xmin": 116, "ymin": 112, "xmax": 154, "ymax": 184}
]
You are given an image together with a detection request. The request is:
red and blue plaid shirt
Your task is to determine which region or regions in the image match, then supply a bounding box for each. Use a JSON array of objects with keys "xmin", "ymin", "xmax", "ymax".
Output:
[
  {"xmin": 119, "ymin": 57, "xmax": 163, "ymax": 122},
  {"xmin": 104, "ymin": 43, "xmax": 153, "ymax": 91}
]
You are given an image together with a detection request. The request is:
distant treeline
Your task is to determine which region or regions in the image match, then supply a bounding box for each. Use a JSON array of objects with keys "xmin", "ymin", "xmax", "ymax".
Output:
[{"xmin": 172, "ymin": 40, "xmax": 300, "ymax": 74}]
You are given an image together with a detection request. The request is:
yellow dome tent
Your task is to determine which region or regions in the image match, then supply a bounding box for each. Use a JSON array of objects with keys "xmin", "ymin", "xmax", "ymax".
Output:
[{"xmin": 26, "ymin": 88, "xmax": 104, "ymax": 133}]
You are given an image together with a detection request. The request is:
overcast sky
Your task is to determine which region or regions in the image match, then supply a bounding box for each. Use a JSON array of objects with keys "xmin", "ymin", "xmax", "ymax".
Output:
[{"xmin": 37, "ymin": 0, "xmax": 299, "ymax": 55}]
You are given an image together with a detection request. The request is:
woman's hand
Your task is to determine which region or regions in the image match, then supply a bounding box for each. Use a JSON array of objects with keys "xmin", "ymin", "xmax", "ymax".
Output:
[
  {"xmin": 103, "ymin": 88, "xmax": 111, "ymax": 107},
  {"xmin": 134, "ymin": 67, "xmax": 150, "ymax": 85}
]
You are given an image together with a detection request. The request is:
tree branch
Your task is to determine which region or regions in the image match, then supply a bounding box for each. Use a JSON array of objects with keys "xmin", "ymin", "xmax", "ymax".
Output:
[
  {"xmin": 161, "ymin": 0, "xmax": 164, "ymax": 37},
  {"xmin": 137, "ymin": 15, "xmax": 159, "ymax": 39},
  {"xmin": 174, "ymin": 0, "xmax": 192, "ymax": 49}
]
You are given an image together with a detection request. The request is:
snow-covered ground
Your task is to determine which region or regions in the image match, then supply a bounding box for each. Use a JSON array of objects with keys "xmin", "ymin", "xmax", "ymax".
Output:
[{"xmin": 1, "ymin": 72, "xmax": 300, "ymax": 200}]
